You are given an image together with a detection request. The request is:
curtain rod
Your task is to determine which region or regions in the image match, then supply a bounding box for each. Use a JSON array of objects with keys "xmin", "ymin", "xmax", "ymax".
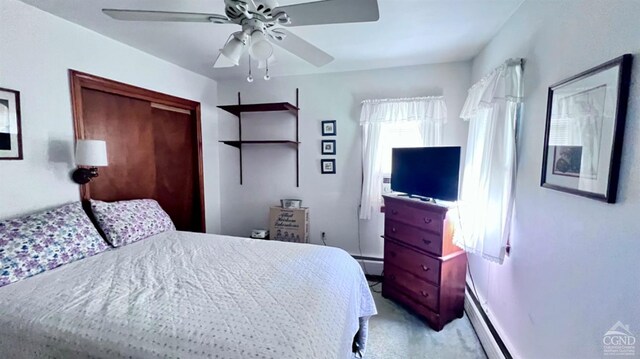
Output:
[
  {"xmin": 505, "ymin": 58, "xmax": 525, "ymax": 67},
  {"xmin": 361, "ymin": 95, "xmax": 444, "ymax": 104},
  {"xmin": 467, "ymin": 57, "xmax": 525, "ymax": 91}
]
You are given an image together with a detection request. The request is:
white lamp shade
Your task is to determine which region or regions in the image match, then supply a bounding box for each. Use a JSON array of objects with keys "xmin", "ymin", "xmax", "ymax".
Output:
[
  {"xmin": 248, "ymin": 31, "xmax": 273, "ymax": 61},
  {"xmin": 214, "ymin": 51, "xmax": 237, "ymax": 68},
  {"xmin": 75, "ymin": 140, "xmax": 108, "ymax": 166},
  {"xmin": 220, "ymin": 32, "xmax": 247, "ymax": 66}
]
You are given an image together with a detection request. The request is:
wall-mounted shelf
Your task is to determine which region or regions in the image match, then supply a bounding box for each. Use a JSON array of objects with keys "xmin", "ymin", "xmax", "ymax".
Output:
[
  {"xmin": 220, "ymin": 140, "xmax": 300, "ymax": 149},
  {"xmin": 218, "ymin": 102, "xmax": 298, "ymax": 116},
  {"xmin": 218, "ymin": 89, "xmax": 300, "ymax": 187}
]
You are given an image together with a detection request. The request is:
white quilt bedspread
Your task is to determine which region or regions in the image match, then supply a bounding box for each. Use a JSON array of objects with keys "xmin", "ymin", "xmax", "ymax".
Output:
[{"xmin": 0, "ymin": 231, "xmax": 376, "ymax": 358}]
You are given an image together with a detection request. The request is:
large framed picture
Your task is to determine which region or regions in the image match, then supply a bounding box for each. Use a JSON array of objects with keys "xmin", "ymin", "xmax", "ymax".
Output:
[
  {"xmin": 0, "ymin": 87, "xmax": 23, "ymax": 160},
  {"xmin": 541, "ymin": 54, "xmax": 633, "ymax": 203}
]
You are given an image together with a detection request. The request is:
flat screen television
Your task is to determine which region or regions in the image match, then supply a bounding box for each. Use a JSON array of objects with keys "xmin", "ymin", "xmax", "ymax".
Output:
[{"xmin": 391, "ymin": 146, "xmax": 461, "ymax": 201}]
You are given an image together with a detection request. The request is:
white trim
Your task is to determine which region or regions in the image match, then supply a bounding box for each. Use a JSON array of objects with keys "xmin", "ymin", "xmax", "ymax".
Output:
[
  {"xmin": 465, "ymin": 291, "xmax": 506, "ymax": 359},
  {"xmin": 150, "ymin": 102, "xmax": 192, "ymax": 114}
]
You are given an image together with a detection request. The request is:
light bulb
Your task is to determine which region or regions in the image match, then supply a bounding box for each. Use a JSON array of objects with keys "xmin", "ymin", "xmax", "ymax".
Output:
[
  {"xmin": 264, "ymin": 74, "xmax": 270, "ymax": 81},
  {"xmin": 248, "ymin": 30, "xmax": 273, "ymax": 61},
  {"xmin": 246, "ymin": 75, "xmax": 254, "ymax": 83}
]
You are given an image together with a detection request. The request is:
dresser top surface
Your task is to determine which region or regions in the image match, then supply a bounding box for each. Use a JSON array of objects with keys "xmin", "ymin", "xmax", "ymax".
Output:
[{"xmin": 383, "ymin": 194, "xmax": 456, "ymax": 213}]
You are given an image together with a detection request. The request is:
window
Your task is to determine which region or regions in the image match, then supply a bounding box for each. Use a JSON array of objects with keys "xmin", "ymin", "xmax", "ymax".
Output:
[
  {"xmin": 359, "ymin": 97, "xmax": 447, "ymax": 220},
  {"xmin": 379, "ymin": 121, "xmax": 424, "ymax": 175}
]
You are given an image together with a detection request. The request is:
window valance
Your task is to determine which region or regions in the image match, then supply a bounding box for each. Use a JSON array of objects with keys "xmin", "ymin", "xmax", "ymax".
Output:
[
  {"xmin": 360, "ymin": 96, "xmax": 447, "ymax": 124},
  {"xmin": 460, "ymin": 59, "xmax": 523, "ymax": 121}
]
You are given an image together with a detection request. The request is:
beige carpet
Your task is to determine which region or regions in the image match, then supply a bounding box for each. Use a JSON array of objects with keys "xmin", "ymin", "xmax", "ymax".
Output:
[{"xmin": 364, "ymin": 283, "xmax": 487, "ymax": 359}]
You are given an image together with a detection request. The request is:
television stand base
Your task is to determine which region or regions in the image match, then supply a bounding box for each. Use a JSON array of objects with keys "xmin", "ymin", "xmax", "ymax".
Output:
[{"xmin": 396, "ymin": 193, "xmax": 437, "ymax": 204}]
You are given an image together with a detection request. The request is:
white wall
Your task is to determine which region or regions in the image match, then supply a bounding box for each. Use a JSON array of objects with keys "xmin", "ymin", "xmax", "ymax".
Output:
[
  {"xmin": 0, "ymin": 0, "xmax": 221, "ymax": 233},
  {"xmin": 468, "ymin": 1, "xmax": 640, "ymax": 358},
  {"xmin": 217, "ymin": 62, "xmax": 471, "ymax": 264}
]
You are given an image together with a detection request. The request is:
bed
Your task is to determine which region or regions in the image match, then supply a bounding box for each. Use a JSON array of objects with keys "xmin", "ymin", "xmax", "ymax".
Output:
[{"xmin": 0, "ymin": 231, "xmax": 376, "ymax": 358}]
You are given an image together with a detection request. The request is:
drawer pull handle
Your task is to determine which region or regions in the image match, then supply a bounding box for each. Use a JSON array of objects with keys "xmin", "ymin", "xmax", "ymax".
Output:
[
  {"xmin": 391, "ymin": 209, "xmax": 398, "ymax": 215},
  {"xmin": 391, "ymin": 227, "xmax": 397, "ymax": 233},
  {"xmin": 421, "ymin": 264, "xmax": 430, "ymax": 272},
  {"xmin": 423, "ymin": 217, "xmax": 432, "ymax": 224},
  {"xmin": 422, "ymin": 238, "xmax": 431, "ymax": 245},
  {"xmin": 420, "ymin": 290, "xmax": 429, "ymax": 297}
]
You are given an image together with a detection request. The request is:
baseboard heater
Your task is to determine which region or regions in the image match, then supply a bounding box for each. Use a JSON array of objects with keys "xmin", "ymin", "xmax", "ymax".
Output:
[
  {"xmin": 465, "ymin": 284, "xmax": 513, "ymax": 359},
  {"xmin": 351, "ymin": 255, "xmax": 383, "ymax": 262},
  {"xmin": 351, "ymin": 255, "xmax": 383, "ymax": 277}
]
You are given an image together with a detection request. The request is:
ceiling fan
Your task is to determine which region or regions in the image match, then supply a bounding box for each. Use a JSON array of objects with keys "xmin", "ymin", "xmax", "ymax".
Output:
[{"xmin": 103, "ymin": 0, "xmax": 380, "ymax": 76}]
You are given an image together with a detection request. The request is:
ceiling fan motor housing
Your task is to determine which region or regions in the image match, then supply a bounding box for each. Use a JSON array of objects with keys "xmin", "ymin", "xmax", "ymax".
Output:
[{"xmin": 224, "ymin": 0, "xmax": 286, "ymax": 26}]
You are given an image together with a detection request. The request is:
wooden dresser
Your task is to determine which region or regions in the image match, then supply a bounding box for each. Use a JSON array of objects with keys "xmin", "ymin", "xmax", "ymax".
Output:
[{"xmin": 382, "ymin": 195, "xmax": 467, "ymax": 331}]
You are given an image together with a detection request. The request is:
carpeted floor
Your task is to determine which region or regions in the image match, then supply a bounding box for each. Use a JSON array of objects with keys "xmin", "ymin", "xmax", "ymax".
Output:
[{"xmin": 364, "ymin": 282, "xmax": 487, "ymax": 359}]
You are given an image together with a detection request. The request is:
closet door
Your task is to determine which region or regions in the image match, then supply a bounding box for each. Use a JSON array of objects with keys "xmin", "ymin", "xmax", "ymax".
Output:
[
  {"xmin": 79, "ymin": 87, "xmax": 202, "ymax": 232},
  {"xmin": 82, "ymin": 88, "xmax": 157, "ymax": 201},
  {"xmin": 151, "ymin": 105, "xmax": 199, "ymax": 232}
]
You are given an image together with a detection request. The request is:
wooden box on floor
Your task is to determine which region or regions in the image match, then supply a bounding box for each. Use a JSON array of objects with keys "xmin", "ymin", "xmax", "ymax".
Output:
[
  {"xmin": 382, "ymin": 195, "xmax": 467, "ymax": 331},
  {"xmin": 269, "ymin": 207, "xmax": 309, "ymax": 243}
]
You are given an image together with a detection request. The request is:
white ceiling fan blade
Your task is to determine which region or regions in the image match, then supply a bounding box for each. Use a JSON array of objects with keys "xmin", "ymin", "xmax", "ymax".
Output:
[
  {"xmin": 271, "ymin": 29, "xmax": 333, "ymax": 67},
  {"xmin": 102, "ymin": 9, "xmax": 230, "ymax": 24},
  {"xmin": 274, "ymin": 0, "xmax": 379, "ymax": 27}
]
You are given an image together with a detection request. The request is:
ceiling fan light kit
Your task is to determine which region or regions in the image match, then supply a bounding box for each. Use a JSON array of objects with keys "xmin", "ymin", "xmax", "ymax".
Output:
[
  {"xmin": 103, "ymin": 0, "xmax": 380, "ymax": 78},
  {"xmin": 220, "ymin": 32, "xmax": 249, "ymax": 66}
]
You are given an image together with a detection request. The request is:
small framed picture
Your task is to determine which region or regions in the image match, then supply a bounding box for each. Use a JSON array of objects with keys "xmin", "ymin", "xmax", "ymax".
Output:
[
  {"xmin": 541, "ymin": 54, "xmax": 633, "ymax": 203},
  {"xmin": 321, "ymin": 159, "xmax": 335, "ymax": 174},
  {"xmin": 321, "ymin": 140, "xmax": 336, "ymax": 155},
  {"xmin": 321, "ymin": 120, "xmax": 336, "ymax": 136},
  {"xmin": 0, "ymin": 87, "xmax": 23, "ymax": 160}
]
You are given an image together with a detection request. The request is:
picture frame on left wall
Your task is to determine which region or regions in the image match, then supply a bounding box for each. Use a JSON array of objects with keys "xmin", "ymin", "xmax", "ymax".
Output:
[
  {"xmin": 321, "ymin": 120, "xmax": 336, "ymax": 136},
  {"xmin": 321, "ymin": 159, "xmax": 336, "ymax": 174},
  {"xmin": 0, "ymin": 87, "xmax": 23, "ymax": 160},
  {"xmin": 321, "ymin": 140, "xmax": 336, "ymax": 155}
]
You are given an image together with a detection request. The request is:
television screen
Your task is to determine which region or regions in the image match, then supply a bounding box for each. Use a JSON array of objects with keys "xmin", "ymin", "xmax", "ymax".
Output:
[{"xmin": 391, "ymin": 146, "xmax": 461, "ymax": 201}]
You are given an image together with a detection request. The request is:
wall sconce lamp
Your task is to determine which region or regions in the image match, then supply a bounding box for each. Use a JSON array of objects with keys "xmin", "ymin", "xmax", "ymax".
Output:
[{"xmin": 72, "ymin": 140, "xmax": 108, "ymax": 184}]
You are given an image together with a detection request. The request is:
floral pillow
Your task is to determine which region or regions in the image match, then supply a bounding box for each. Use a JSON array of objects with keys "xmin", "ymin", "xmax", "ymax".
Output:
[
  {"xmin": 89, "ymin": 199, "xmax": 175, "ymax": 247},
  {"xmin": 0, "ymin": 202, "xmax": 109, "ymax": 288}
]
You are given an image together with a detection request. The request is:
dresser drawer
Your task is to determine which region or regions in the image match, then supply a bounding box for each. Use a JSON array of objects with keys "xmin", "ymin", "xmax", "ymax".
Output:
[
  {"xmin": 382, "ymin": 283, "xmax": 442, "ymax": 330},
  {"xmin": 385, "ymin": 200, "xmax": 443, "ymax": 234},
  {"xmin": 385, "ymin": 219, "xmax": 443, "ymax": 256},
  {"xmin": 384, "ymin": 264, "xmax": 439, "ymax": 311},
  {"xmin": 384, "ymin": 240, "xmax": 441, "ymax": 285}
]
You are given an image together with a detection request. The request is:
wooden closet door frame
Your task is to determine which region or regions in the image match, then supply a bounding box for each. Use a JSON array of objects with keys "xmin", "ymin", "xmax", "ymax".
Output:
[{"xmin": 69, "ymin": 70, "xmax": 206, "ymax": 232}]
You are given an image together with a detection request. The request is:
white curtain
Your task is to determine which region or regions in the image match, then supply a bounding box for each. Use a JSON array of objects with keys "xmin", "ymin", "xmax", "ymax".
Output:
[
  {"xmin": 454, "ymin": 60, "xmax": 523, "ymax": 264},
  {"xmin": 359, "ymin": 97, "xmax": 447, "ymax": 220}
]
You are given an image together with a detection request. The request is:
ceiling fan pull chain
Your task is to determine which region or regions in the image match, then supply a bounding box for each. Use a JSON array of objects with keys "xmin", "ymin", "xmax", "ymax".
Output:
[
  {"xmin": 247, "ymin": 56, "xmax": 254, "ymax": 82},
  {"xmin": 264, "ymin": 61, "xmax": 270, "ymax": 81}
]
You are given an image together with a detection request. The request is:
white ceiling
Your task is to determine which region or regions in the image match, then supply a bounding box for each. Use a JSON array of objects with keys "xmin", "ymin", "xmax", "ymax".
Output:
[{"xmin": 20, "ymin": 0, "xmax": 524, "ymax": 81}]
